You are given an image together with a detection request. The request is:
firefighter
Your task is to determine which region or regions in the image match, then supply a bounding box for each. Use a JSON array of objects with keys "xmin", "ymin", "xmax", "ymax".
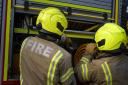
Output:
[
  {"xmin": 20, "ymin": 7, "xmax": 76, "ymax": 85},
  {"xmin": 75, "ymin": 23, "xmax": 128, "ymax": 85}
]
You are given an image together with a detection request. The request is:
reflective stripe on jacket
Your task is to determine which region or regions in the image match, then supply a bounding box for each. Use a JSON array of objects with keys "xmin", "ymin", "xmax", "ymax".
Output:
[
  {"xmin": 75, "ymin": 53, "xmax": 128, "ymax": 85},
  {"xmin": 20, "ymin": 36, "xmax": 76, "ymax": 85}
]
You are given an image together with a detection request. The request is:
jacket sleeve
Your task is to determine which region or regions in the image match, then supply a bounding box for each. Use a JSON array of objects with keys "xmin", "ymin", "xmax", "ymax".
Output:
[
  {"xmin": 59, "ymin": 54, "xmax": 76, "ymax": 85},
  {"xmin": 74, "ymin": 54, "xmax": 97, "ymax": 83}
]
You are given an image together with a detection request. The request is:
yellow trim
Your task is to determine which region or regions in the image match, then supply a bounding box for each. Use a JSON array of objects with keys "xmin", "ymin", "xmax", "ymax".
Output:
[
  {"xmin": 82, "ymin": 57, "xmax": 89, "ymax": 62},
  {"xmin": 81, "ymin": 64, "xmax": 85, "ymax": 80},
  {"xmin": 105, "ymin": 62, "xmax": 112, "ymax": 85},
  {"xmin": 62, "ymin": 70, "xmax": 74, "ymax": 83},
  {"xmin": 47, "ymin": 50, "xmax": 60, "ymax": 85},
  {"xmin": 115, "ymin": 0, "xmax": 119, "ymax": 24},
  {"xmin": 3, "ymin": 0, "xmax": 11, "ymax": 81},
  {"xmin": 51, "ymin": 53, "xmax": 63, "ymax": 85},
  {"xmin": 60, "ymin": 68, "xmax": 74, "ymax": 82},
  {"xmin": 20, "ymin": 75, "xmax": 23, "ymax": 85},
  {"xmin": 85, "ymin": 25, "xmax": 99, "ymax": 31},
  {"xmin": 81, "ymin": 57, "xmax": 89, "ymax": 64},
  {"xmin": 85, "ymin": 64, "xmax": 89, "ymax": 80},
  {"xmin": 80, "ymin": 59, "xmax": 88, "ymax": 64},
  {"xmin": 101, "ymin": 64, "xmax": 108, "ymax": 85},
  {"xmin": 29, "ymin": 0, "xmax": 111, "ymax": 13},
  {"xmin": 101, "ymin": 62, "xmax": 112, "ymax": 85},
  {"xmin": 81, "ymin": 64, "xmax": 89, "ymax": 80},
  {"xmin": 47, "ymin": 50, "xmax": 63, "ymax": 85}
]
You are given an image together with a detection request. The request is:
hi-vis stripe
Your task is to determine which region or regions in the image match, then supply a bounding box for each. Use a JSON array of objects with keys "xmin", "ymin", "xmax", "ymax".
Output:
[
  {"xmin": 47, "ymin": 50, "xmax": 63, "ymax": 85},
  {"xmin": 101, "ymin": 62, "xmax": 112, "ymax": 85},
  {"xmin": 60, "ymin": 68, "xmax": 74, "ymax": 83},
  {"xmin": 81, "ymin": 64, "xmax": 89, "ymax": 80},
  {"xmin": 80, "ymin": 57, "xmax": 89, "ymax": 64}
]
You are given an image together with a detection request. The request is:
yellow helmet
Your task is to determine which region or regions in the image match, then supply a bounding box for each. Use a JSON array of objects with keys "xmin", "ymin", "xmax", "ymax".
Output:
[
  {"xmin": 36, "ymin": 7, "xmax": 68, "ymax": 36},
  {"xmin": 95, "ymin": 23, "xmax": 127, "ymax": 51}
]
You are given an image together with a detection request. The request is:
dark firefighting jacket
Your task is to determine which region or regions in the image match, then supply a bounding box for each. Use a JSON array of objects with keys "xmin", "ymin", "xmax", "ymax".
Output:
[
  {"xmin": 20, "ymin": 36, "xmax": 76, "ymax": 85},
  {"xmin": 75, "ymin": 52, "xmax": 128, "ymax": 85}
]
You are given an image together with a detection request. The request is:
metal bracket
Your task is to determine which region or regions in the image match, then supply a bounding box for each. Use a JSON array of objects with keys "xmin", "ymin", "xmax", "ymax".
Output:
[{"xmin": 24, "ymin": 0, "xmax": 29, "ymax": 10}]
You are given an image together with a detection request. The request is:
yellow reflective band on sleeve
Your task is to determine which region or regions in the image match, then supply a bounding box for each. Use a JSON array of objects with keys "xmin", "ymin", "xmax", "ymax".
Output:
[
  {"xmin": 101, "ymin": 62, "xmax": 112, "ymax": 85},
  {"xmin": 105, "ymin": 62, "xmax": 112, "ymax": 85},
  {"xmin": 80, "ymin": 57, "xmax": 89, "ymax": 64},
  {"xmin": 20, "ymin": 75, "xmax": 23, "ymax": 85},
  {"xmin": 101, "ymin": 64, "xmax": 108, "ymax": 84},
  {"xmin": 60, "ymin": 68, "xmax": 74, "ymax": 83},
  {"xmin": 47, "ymin": 50, "xmax": 63, "ymax": 85},
  {"xmin": 81, "ymin": 64, "xmax": 85, "ymax": 80},
  {"xmin": 81, "ymin": 59, "xmax": 87, "ymax": 64},
  {"xmin": 85, "ymin": 64, "xmax": 89, "ymax": 80},
  {"xmin": 81, "ymin": 64, "xmax": 89, "ymax": 81}
]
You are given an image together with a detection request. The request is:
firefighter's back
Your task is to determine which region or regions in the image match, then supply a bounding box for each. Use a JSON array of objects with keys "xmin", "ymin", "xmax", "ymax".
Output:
[
  {"xmin": 91, "ymin": 54, "xmax": 128, "ymax": 85},
  {"xmin": 20, "ymin": 36, "xmax": 73, "ymax": 85}
]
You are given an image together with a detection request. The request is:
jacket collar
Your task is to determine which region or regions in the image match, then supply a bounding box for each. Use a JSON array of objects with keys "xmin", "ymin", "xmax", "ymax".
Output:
[{"xmin": 96, "ymin": 51, "xmax": 122, "ymax": 59}]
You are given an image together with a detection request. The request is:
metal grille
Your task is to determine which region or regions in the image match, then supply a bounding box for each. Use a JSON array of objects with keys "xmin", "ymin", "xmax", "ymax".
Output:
[{"xmin": 54, "ymin": 0, "xmax": 112, "ymax": 10}]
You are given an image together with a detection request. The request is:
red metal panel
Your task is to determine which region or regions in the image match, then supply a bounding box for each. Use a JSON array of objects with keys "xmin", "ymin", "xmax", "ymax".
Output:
[{"xmin": 2, "ymin": 80, "xmax": 20, "ymax": 85}]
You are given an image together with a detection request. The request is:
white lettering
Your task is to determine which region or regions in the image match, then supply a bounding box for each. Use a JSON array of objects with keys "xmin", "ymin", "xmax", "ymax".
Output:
[
  {"xmin": 31, "ymin": 41, "xmax": 37, "ymax": 52},
  {"xmin": 26, "ymin": 40, "xmax": 33, "ymax": 48},
  {"xmin": 35, "ymin": 43, "xmax": 45, "ymax": 55},
  {"xmin": 26, "ymin": 40, "xmax": 37, "ymax": 52},
  {"xmin": 27, "ymin": 40, "xmax": 54, "ymax": 58},
  {"xmin": 43, "ymin": 46, "xmax": 53, "ymax": 58}
]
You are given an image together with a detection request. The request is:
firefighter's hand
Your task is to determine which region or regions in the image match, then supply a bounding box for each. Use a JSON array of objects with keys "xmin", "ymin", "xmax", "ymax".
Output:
[
  {"xmin": 85, "ymin": 43, "xmax": 97, "ymax": 55},
  {"xmin": 82, "ymin": 43, "xmax": 98, "ymax": 60}
]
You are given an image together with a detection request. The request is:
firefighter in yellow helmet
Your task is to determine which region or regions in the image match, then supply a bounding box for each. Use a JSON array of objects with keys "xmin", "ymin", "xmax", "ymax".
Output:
[
  {"xmin": 20, "ymin": 7, "xmax": 76, "ymax": 85},
  {"xmin": 75, "ymin": 23, "xmax": 128, "ymax": 85}
]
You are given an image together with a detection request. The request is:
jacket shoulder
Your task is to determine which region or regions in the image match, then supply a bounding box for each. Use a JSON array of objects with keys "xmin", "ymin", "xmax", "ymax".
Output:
[
  {"xmin": 91, "ymin": 59, "xmax": 106, "ymax": 67},
  {"xmin": 31, "ymin": 36, "xmax": 71, "ymax": 57}
]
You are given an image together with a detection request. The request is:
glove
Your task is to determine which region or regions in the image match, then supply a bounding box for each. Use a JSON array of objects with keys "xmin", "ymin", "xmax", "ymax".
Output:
[
  {"xmin": 82, "ymin": 43, "xmax": 98, "ymax": 60},
  {"xmin": 85, "ymin": 43, "xmax": 97, "ymax": 55}
]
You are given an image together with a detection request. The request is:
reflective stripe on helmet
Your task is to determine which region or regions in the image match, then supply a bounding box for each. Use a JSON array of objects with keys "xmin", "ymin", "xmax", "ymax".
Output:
[
  {"xmin": 101, "ymin": 62, "xmax": 112, "ymax": 85},
  {"xmin": 47, "ymin": 50, "xmax": 63, "ymax": 85}
]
